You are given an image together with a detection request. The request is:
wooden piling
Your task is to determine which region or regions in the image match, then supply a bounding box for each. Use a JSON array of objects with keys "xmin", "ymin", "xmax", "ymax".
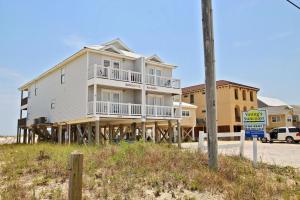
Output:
[
  {"xmin": 95, "ymin": 120, "xmax": 100, "ymax": 145},
  {"xmin": 68, "ymin": 152, "xmax": 83, "ymax": 200}
]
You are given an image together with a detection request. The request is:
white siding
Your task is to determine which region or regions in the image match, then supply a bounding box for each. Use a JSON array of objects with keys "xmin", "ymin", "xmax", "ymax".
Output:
[{"xmin": 27, "ymin": 54, "xmax": 87, "ymax": 125}]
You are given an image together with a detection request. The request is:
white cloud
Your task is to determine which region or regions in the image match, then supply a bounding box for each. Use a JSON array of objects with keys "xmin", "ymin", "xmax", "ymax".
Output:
[
  {"xmin": 62, "ymin": 34, "xmax": 87, "ymax": 49},
  {"xmin": 0, "ymin": 67, "xmax": 25, "ymax": 82}
]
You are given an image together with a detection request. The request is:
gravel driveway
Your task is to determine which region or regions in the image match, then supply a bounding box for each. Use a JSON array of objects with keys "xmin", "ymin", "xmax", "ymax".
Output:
[{"xmin": 181, "ymin": 141, "xmax": 300, "ymax": 169}]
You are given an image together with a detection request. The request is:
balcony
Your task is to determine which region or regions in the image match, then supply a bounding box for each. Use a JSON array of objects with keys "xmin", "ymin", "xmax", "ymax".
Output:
[
  {"xmin": 88, "ymin": 65, "xmax": 142, "ymax": 84},
  {"xmin": 88, "ymin": 102, "xmax": 179, "ymax": 118},
  {"xmin": 88, "ymin": 101, "xmax": 142, "ymax": 116},
  {"xmin": 21, "ymin": 97, "xmax": 28, "ymax": 106},
  {"xmin": 145, "ymin": 75, "xmax": 180, "ymax": 89}
]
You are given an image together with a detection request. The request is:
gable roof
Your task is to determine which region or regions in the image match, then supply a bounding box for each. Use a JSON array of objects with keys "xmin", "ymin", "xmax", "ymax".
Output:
[
  {"xmin": 147, "ymin": 54, "xmax": 163, "ymax": 63},
  {"xmin": 101, "ymin": 38, "xmax": 133, "ymax": 52},
  {"xmin": 182, "ymin": 80, "xmax": 260, "ymax": 94},
  {"xmin": 258, "ymin": 96, "xmax": 291, "ymax": 108},
  {"xmin": 101, "ymin": 45, "xmax": 124, "ymax": 55}
]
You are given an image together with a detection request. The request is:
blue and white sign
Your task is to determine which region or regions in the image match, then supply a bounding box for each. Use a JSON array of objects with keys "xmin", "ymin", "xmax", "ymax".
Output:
[{"xmin": 243, "ymin": 109, "xmax": 267, "ymax": 138}]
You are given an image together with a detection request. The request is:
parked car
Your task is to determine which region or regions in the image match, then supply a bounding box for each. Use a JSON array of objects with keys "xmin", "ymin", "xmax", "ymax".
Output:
[{"xmin": 261, "ymin": 127, "xmax": 300, "ymax": 143}]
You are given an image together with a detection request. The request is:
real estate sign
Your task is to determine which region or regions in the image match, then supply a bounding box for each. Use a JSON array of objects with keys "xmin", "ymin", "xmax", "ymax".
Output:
[{"xmin": 243, "ymin": 109, "xmax": 267, "ymax": 138}]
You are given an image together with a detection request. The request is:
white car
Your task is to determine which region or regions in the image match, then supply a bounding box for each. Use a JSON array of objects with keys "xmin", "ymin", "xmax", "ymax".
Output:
[{"xmin": 262, "ymin": 127, "xmax": 300, "ymax": 143}]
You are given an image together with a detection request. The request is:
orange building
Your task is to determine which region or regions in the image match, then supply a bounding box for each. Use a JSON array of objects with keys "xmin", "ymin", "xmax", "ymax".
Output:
[{"xmin": 182, "ymin": 80, "xmax": 259, "ymax": 136}]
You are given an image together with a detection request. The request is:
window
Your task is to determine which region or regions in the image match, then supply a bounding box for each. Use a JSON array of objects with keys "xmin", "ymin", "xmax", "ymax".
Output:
[
  {"xmin": 271, "ymin": 116, "xmax": 281, "ymax": 123},
  {"xmin": 287, "ymin": 116, "xmax": 292, "ymax": 122},
  {"xmin": 250, "ymin": 91, "xmax": 254, "ymax": 102},
  {"xmin": 288, "ymin": 128, "xmax": 300, "ymax": 133},
  {"xmin": 278, "ymin": 128, "xmax": 286, "ymax": 133},
  {"xmin": 190, "ymin": 94, "xmax": 194, "ymax": 104},
  {"xmin": 242, "ymin": 90, "xmax": 246, "ymax": 101},
  {"xmin": 183, "ymin": 95, "xmax": 188, "ymax": 98},
  {"xmin": 182, "ymin": 110, "xmax": 190, "ymax": 117},
  {"xmin": 202, "ymin": 110, "xmax": 206, "ymax": 113},
  {"xmin": 51, "ymin": 99, "xmax": 55, "ymax": 110},
  {"xmin": 103, "ymin": 60, "xmax": 110, "ymax": 67},
  {"xmin": 234, "ymin": 89, "xmax": 239, "ymax": 100},
  {"xmin": 234, "ymin": 106, "xmax": 241, "ymax": 122},
  {"xmin": 202, "ymin": 90, "xmax": 205, "ymax": 95},
  {"xmin": 113, "ymin": 61, "xmax": 120, "ymax": 69},
  {"xmin": 243, "ymin": 106, "xmax": 247, "ymax": 112},
  {"xmin": 61, "ymin": 68, "xmax": 65, "ymax": 84}
]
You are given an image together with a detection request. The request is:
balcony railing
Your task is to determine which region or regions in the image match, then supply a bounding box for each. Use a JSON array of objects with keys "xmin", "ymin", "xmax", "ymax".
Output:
[
  {"xmin": 88, "ymin": 101, "xmax": 142, "ymax": 116},
  {"xmin": 88, "ymin": 102, "xmax": 179, "ymax": 118},
  {"xmin": 88, "ymin": 65, "xmax": 142, "ymax": 83},
  {"xmin": 145, "ymin": 75, "xmax": 180, "ymax": 89},
  {"xmin": 146, "ymin": 105, "xmax": 174, "ymax": 117},
  {"xmin": 88, "ymin": 65, "xmax": 181, "ymax": 89}
]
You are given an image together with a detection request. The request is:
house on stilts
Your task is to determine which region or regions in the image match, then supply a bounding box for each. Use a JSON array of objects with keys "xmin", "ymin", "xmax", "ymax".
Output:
[{"xmin": 17, "ymin": 39, "xmax": 188, "ymax": 144}]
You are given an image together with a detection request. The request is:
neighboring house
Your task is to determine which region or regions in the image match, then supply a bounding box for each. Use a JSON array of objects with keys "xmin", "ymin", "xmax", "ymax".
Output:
[
  {"xmin": 291, "ymin": 105, "xmax": 300, "ymax": 128},
  {"xmin": 258, "ymin": 96, "xmax": 294, "ymax": 131},
  {"xmin": 17, "ymin": 39, "xmax": 182, "ymax": 144},
  {"xmin": 182, "ymin": 80, "xmax": 259, "ymax": 136}
]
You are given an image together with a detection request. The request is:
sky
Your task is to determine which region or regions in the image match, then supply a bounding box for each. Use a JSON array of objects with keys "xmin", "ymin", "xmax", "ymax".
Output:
[{"xmin": 0, "ymin": 0, "xmax": 300, "ymax": 135}]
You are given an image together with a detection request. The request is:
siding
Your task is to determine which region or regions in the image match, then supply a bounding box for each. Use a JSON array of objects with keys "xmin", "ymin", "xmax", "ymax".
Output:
[{"xmin": 27, "ymin": 54, "xmax": 87, "ymax": 125}]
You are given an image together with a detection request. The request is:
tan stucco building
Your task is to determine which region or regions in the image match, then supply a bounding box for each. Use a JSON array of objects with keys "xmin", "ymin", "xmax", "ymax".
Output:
[{"xmin": 182, "ymin": 80, "xmax": 259, "ymax": 135}]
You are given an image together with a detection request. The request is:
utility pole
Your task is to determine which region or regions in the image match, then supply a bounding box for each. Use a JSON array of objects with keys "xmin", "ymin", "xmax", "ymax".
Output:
[{"xmin": 201, "ymin": 0, "xmax": 218, "ymax": 170}]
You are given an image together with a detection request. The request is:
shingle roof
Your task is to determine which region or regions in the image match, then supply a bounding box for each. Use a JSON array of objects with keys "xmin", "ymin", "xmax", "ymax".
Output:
[{"xmin": 182, "ymin": 80, "xmax": 259, "ymax": 94}]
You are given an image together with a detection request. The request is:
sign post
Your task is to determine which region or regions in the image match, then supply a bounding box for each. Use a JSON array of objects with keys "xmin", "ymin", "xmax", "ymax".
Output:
[{"xmin": 243, "ymin": 109, "xmax": 267, "ymax": 168}]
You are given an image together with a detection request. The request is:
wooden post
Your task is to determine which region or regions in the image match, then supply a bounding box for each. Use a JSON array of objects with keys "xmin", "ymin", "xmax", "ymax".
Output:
[
  {"xmin": 27, "ymin": 129, "xmax": 31, "ymax": 144},
  {"xmin": 142, "ymin": 121, "xmax": 146, "ymax": 142},
  {"xmin": 87, "ymin": 123, "xmax": 92, "ymax": 145},
  {"xmin": 32, "ymin": 130, "xmax": 36, "ymax": 144},
  {"xmin": 58, "ymin": 125, "xmax": 62, "ymax": 144},
  {"xmin": 239, "ymin": 130, "xmax": 245, "ymax": 157},
  {"xmin": 68, "ymin": 152, "xmax": 83, "ymax": 200},
  {"xmin": 95, "ymin": 120, "xmax": 100, "ymax": 145},
  {"xmin": 119, "ymin": 125, "xmax": 124, "ymax": 141},
  {"xmin": 177, "ymin": 120, "xmax": 181, "ymax": 148},
  {"xmin": 253, "ymin": 135, "xmax": 258, "ymax": 168},
  {"xmin": 68, "ymin": 124, "xmax": 71, "ymax": 145},
  {"xmin": 130, "ymin": 123, "xmax": 135, "ymax": 141},
  {"xmin": 109, "ymin": 125, "xmax": 113, "ymax": 143},
  {"xmin": 202, "ymin": 0, "xmax": 218, "ymax": 170},
  {"xmin": 168, "ymin": 120, "xmax": 173, "ymax": 144},
  {"xmin": 154, "ymin": 122, "xmax": 158, "ymax": 143},
  {"xmin": 23, "ymin": 128, "xmax": 27, "ymax": 144}
]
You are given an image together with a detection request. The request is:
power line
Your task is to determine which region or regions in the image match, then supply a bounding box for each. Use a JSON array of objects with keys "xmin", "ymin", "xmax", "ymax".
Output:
[{"xmin": 286, "ymin": 0, "xmax": 300, "ymax": 10}]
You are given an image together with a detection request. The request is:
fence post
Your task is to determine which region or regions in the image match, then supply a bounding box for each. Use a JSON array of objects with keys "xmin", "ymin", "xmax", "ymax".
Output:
[
  {"xmin": 198, "ymin": 131, "xmax": 205, "ymax": 152},
  {"xmin": 239, "ymin": 130, "xmax": 245, "ymax": 157},
  {"xmin": 253, "ymin": 135, "xmax": 257, "ymax": 168},
  {"xmin": 68, "ymin": 152, "xmax": 83, "ymax": 200}
]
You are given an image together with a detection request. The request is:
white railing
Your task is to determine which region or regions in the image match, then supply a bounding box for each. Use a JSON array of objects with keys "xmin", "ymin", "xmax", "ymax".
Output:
[
  {"xmin": 198, "ymin": 131, "xmax": 245, "ymax": 157},
  {"xmin": 88, "ymin": 65, "xmax": 142, "ymax": 84},
  {"xmin": 145, "ymin": 75, "xmax": 181, "ymax": 89},
  {"xmin": 146, "ymin": 105, "xmax": 174, "ymax": 117},
  {"xmin": 95, "ymin": 101, "xmax": 142, "ymax": 116}
]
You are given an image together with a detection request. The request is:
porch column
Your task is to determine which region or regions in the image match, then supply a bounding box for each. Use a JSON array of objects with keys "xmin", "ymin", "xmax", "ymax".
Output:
[
  {"xmin": 154, "ymin": 122, "xmax": 159, "ymax": 143},
  {"xmin": 68, "ymin": 124, "xmax": 71, "ymax": 145}
]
